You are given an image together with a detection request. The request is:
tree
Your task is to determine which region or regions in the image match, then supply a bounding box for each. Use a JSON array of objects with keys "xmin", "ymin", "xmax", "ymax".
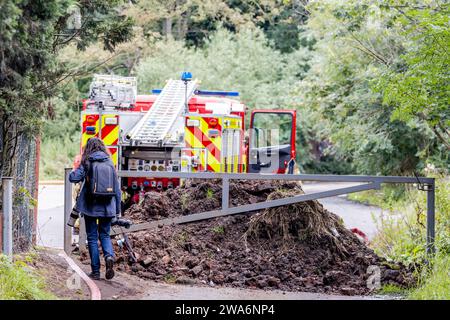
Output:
[
  {"xmin": 298, "ymin": 0, "xmax": 448, "ymax": 174},
  {"xmin": 0, "ymin": 0, "xmax": 134, "ymax": 178},
  {"xmin": 127, "ymin": 0, "xmax": 309, "ymax": 51},
  {"xmin": 136, "ymin": 28, "xmax": 316, "ymax": 169},
  {"xmin": 376, "ymin": 1, "xmax": 450, "ymax": 150}
]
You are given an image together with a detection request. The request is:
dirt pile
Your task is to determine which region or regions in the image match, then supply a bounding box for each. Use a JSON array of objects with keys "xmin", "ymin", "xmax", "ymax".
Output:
[
  {"xmin": 126, "ymin": 180, "xmax": 302, "ymax": 222},
  {"xmin": 117, "ymin": 180, "xmax": 413, "ymax": 295}
]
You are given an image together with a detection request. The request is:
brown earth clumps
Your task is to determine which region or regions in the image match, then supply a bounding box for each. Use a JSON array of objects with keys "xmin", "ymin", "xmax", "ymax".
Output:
[{"xmin": 116, "ymin": 180, "xmax": 413, "ymax": 295}]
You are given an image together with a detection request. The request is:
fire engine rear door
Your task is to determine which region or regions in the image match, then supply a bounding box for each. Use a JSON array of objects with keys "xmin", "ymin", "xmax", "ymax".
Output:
[{"xmin": 248, "ymin": 110, "xmax": 296, "ymax": 174}]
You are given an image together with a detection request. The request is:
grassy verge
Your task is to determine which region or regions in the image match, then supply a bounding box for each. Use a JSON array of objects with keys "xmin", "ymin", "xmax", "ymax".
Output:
[
  {"xmin": 0, "ymin": 254, "xmax": 56, "ymax": 300},
  {"xmin": 409, "ymin": 255, "xmax": 450, "ymax": 299},
  {"xmin": 350, "ymin": 175, "xmax": 450, "ymax": 299},
  {"xmin": 347, "ymin": 184, "xmax": 408, "ymax": 210}
]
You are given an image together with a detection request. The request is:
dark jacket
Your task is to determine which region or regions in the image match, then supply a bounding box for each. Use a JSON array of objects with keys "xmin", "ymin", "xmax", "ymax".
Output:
[{"xmin": 69, "ymin": 151, "xmax": 121, "ymax": 218}]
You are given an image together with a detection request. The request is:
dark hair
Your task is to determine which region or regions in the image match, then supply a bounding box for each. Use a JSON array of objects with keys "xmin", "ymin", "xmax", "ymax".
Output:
[{"xmin": 81, "ymin": 137, "xmax": 109, "ymax": 167}]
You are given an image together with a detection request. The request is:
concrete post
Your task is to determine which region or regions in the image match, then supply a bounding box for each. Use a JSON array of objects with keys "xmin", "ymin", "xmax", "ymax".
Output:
[{"xmin": 2, "ymin": 177, "xmax": 13, "ymax": 256}]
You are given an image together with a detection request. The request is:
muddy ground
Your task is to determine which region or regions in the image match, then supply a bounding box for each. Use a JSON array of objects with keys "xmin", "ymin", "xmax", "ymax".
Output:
[
  {"xmin": 115, "ymin": 180, "xmax": 413, "ymax": 296},
  {"xmin": 27, "ymin": 248, "xmax": 90, "ymax": 300}
]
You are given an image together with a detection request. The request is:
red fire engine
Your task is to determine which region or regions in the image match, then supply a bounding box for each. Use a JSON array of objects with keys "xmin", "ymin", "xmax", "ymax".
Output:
[{"xmin": 80, "ymin": 73, "xmax": 296, "ymax": 202}]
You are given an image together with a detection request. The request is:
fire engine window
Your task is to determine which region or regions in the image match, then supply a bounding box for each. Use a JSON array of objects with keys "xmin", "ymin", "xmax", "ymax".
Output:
[{"xmin": 251, "ymin": 113, "xmax": 292, "ymax": 148}]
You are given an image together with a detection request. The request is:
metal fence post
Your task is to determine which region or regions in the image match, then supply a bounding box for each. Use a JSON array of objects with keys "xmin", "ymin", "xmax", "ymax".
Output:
[
  {"xmin": 222, "ymin": 175, "xmax": 229, "ymax": 211},
  {"xmin": 64, "ymin": 168, "xmax": 73, "ymax": 254},
  {"xmin": 2, "ymin": 177, "xmax": 13, "ymax": 256},
  {"xmin": 426, "ymin": 180, "xmax": 436, "ymax": 254}
]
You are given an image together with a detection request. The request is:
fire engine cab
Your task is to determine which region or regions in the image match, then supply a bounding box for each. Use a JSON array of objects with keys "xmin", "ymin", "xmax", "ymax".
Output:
[{"xmin": 80, "ymin": 73, "xmax": 296, "ymax": 201}]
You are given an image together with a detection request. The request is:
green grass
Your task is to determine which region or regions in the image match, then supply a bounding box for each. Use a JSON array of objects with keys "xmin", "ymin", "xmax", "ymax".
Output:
[
  {"xmin": 409, "ymin": 255, "xmax": 450, "ymax": 300},
  {"xmin": 163, "ymin": 274, "xmax": 176, "ymax": 284},
  {"xmin": 379, "ymin": 284, "xmax": 408, "ymax": 296},
  {"xmin": 211, "ymin": 225, "xmax": 225, "ymax": 234},
  {"xmin": 348, "ymin": 184, "xmax": 408, "ymax": 210},
  {"xmin": 206, "ymin": 188, "xmax": 214, "ymax": 199},
  {"xmin": 358, "ymin": 175, "xmax": 450, "ymax": 300},
  {"xmin": 0, "ymin": 255, "xmax": 56, "ymax": 300},
  {"xmin": 40, "ymin": 136, "xmax": 79, "ymax": 180}
]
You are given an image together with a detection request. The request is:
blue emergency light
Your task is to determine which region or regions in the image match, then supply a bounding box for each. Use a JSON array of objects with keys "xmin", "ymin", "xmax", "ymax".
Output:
[
  {"xmin": 86, "ymin": 126, "xmax": 96, "ymax": 134},
  {"xmin": 151, "ymin": 89, "xmax": 239, "ymax": 97},
  {"xmin": 181, "ymin": 71, "xmax": 192, "ymax": 82},
  {"xmin": 196, "ymin": 90, "xmax": 239, "ymax": 97}
]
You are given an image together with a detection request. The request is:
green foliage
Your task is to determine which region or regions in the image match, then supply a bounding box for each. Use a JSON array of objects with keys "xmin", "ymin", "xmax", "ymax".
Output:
[
  {"xmin": 409, "ymin": 255, "xmax": 450, "ymax": 300},
  {"xmin": 163, "ymin": 273, "xmax": 177, "ymax": 284},
  {"xmin": 367, "ymin": 175, "xmax": 450, "ymax": 299},
  {"xmin": 371, "ymin": 176, "xmax": 449, "ymax": 263},
  {"xmin": 136, "ymin": 27, "xmax": 319, "ymax": 171},
  {"xmin": 379, "ymin": 283, "xmax": 407, "ymax": 296},
  {"xmin": 298, "ymin": 0, "xmax": 449, "ymax": 175},
  {"xmin": 14, "ymin": 186, "xmax": 38, "ymax": 209},
  {"xmin": 205, "ymin": 188, "xmax": 214, "ymax": 199},
  {"xmin": 356, "ymin": 174, "xmax": 449, "ymax": 299},
  {"xmin": 0, "ymin": 255, "xmax": 55, "ymax": 300},
  {"xmin": 40, "ymin": 136, "xmax": 79, "ymax": 180},
  {"xmin": 376, "ymin": 1, "xmax": 450, "ymax": 149},
  {"xmin": 40, "ymin": 87, "xmax": 81, "ymax": 179},
  {"xmin": 0, "ymin": 0, "xmax": 134, "ymax": 179},
  {"xmin": 39, "ymin": 0, "xmax": 449, "ymax": 178},
  {"xmin": 132, "ymin": 0, "xmax": 309, "ymax": 52},
  {"xmin": 137, "ymin": 28, "xmax": 310, "ymax": 110},
  {"xmin": 348, "ymin": 185, "xmax": 407, "ymax": 210},
  {"xmin": 211, "ymin": 225, "xmax": 225, "ymax": 234}
]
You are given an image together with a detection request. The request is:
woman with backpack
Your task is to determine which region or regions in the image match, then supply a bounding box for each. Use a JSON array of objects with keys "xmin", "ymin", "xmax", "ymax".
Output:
[{"xmin": 69, "ymin": 137, "xmax": 121, "ymax": 280}]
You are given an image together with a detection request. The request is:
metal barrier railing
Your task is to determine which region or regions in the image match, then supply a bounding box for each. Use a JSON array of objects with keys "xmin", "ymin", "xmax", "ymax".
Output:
[{"xmin": 63, "ymin": 170, "xmax": 436, "ymax": 255}]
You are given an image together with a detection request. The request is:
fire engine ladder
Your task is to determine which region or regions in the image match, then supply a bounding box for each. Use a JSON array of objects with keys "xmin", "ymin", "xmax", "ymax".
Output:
[{"xmin": 127, "ymin": 79, "xmax": 198, "ymax": 145}]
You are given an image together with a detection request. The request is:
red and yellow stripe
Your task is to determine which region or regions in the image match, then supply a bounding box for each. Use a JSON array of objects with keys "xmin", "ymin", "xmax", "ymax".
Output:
[
  {"xmin": 81, "ymin": 113, "xmax": 119, "ymax": 166},
  {"xmin": 184, "ymin": 116, "xmax": 222, "ymax": 172}
]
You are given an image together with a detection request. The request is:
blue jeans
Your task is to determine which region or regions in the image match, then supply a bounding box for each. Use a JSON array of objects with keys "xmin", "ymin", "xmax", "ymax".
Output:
[{"xmin": 84, "ymin": 215, "xmax": 114, "ymax": 274}]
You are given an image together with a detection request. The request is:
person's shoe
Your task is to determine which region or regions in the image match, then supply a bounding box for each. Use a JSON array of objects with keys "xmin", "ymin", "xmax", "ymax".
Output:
[
  {"xmin": 88, "ymin": 272, "xmax": 100, "ymax": 280},
  {"xmin": 105, "ymin": 256, "xmax": 115, "ymax": 280}
]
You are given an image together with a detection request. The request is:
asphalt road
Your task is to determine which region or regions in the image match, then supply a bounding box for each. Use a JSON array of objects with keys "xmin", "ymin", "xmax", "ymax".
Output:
[
  {"xmin": 37, "ymin": 184, "xmax": 65, "ymax": 248},
  {"xmin": 37, "ymin": 182, "xmax": 382, "ymax": 249},
  {"xmin": 87, "ymin": 268, "xmax": 379, "ymax": 300}
]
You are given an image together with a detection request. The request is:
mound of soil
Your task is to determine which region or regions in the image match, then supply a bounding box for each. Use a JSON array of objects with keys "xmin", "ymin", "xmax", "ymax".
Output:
[
  {"xmin": 117, "ymin": 180, "xmax": 413, "ymax": 295},
  {"xmin": 126, "ymin": 180, "xmax": 301, "ymax": 222}
]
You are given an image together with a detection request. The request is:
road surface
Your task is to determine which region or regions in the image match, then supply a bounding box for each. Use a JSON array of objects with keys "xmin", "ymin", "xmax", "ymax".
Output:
[
  {"xmin": 37, "ymin": 184, "xmax": 65, "ymax": 248},
  {"xmin": 78, "ymin": 265, "xmax": 380, "ymax": 300}
]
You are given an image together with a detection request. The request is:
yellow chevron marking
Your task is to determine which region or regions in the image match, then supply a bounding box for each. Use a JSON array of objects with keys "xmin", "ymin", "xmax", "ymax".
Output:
[
  {"xmin": 185, "ymin": 118, "xmax": 222, "ymax": 173},
  {"xmin": 108, "ymin": 148, "xmax": 118, "ymax": 167},
  {"xmin": 184, "ymin": 127, "xmax": 203, "ymax": 148},
  {"xmin": 198, "ymin": 117, "xmax": 222, "ymax": 152},
  {"xmin": 102, "ymin": 124, "xmax": 119, "ymax": 146}
]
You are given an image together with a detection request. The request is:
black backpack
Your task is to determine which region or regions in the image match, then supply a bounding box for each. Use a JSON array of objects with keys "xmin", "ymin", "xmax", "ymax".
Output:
[{"xmin": 87, "ymin": 160, "xmax": 117, "ymax": 198}]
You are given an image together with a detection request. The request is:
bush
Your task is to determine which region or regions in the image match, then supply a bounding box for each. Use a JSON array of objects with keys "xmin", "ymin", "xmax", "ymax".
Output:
[
  {"xmin": 409, "ymin": 255, "xmax": 450, "ymax": 300},
  {"xmin": 366, "ymin": 175, "xmax": 450, "ymax": 299},
  {"xmin": 40, "ymin": 136, "xmax": 79, "ymax": 180}
]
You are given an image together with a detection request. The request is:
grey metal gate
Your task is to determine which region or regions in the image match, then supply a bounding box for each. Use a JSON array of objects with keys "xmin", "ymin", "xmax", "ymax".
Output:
[{"xmin": 63, "ymin": 170, "xmax": 435, "ymax": 255}]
